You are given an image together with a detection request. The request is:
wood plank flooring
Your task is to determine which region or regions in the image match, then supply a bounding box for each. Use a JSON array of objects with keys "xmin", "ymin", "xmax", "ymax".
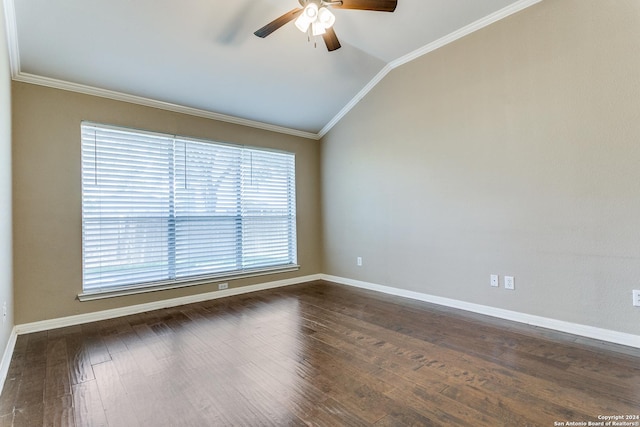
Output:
[{"xmin": 0, "ymin": 280, "xmax": 638, "ymax": 426}]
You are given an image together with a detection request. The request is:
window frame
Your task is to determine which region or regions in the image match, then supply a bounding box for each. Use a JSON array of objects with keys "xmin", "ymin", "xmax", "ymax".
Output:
[{"xmin": 78, "ymin": 122, "xmax": 299, "ymax": 301}]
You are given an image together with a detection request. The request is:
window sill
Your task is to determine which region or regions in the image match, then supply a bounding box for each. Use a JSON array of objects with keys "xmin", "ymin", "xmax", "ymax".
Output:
[{"xmin": 77, "ymin": 265, "xmax": 300, "ymax": 301}]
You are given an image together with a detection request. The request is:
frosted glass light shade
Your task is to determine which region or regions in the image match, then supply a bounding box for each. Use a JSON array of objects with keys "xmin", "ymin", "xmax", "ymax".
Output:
[
  {"xmin": 311, "ymin": 21, "xmax": 326, "ymax": 36},
  {"xmin": 295, "ymin": 14, "xmax": 312, "ymax": 32},
  {"xmin": 318, "ymin": 7, "xmax": 335, "ymax": 28},
  {"xmin": 305, "ymin": 3, "xmax": 319, "ymax": 19},
  {"xmin": 295, "ymin": 3, "xmax": 336, "ymax": 35}
]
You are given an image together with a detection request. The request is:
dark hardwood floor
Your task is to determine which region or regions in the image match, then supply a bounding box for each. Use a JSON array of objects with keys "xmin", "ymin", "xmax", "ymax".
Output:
[{"xmin": 0, "ymin": 280, "xmax": 638, "ymax": 426}]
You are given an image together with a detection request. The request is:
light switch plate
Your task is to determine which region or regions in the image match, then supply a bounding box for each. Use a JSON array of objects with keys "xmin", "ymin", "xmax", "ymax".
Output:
[{"xmin": 490, "ymin": 275, "xmax": 499, "ymax": 287}]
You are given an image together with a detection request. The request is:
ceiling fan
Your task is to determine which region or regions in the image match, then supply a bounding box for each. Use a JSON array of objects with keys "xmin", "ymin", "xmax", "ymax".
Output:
[{"xmin": 254, "ymin": 0, "xmax": 398, "ymax": 52}]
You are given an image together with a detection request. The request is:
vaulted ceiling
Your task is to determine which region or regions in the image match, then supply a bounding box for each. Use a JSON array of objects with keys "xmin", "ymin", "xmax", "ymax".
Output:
[{"xmin": 4, "ymin": 0, "xmax": 539, "ymax": 138}]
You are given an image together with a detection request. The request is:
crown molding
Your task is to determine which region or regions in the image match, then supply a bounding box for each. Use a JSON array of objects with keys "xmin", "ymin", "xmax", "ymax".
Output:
[
  {"xmin": 388, "ymin": 0, "xmax": 543, "ymax": 69},
  {"xmin": 318, "ymin": 63, "xmax": 393, "ymax": 138},
  {"xmin": 319, "ymin": 0, "xmax": 543, "ymax": 137},
  {"xmin": 5, "ymin": 0, "xmax": 542, "ymax": 141},
  {"xmin": 12, "ymin": 72, "xmax": 321, "ymax": 140}
]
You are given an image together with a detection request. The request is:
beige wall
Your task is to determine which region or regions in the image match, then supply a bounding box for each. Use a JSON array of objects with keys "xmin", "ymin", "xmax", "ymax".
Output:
[
  {"xmin": 9, "ymin": 0, "xmax": 640, "ymax": 338},
  {"xmin": 0, "ymin": 0, "xmax": 14, "ymax": 352},
  {"xmin": 12, "ymin": 82, "xmax": 322, "ymax": 324},
  {"xmin": 322, "ymin": 0, "xmax": 640, "ymax": 335}
]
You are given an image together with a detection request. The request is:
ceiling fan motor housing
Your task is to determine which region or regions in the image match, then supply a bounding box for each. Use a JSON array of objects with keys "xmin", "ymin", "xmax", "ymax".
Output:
[{"xmin": 298, "ymin": 0, "xmax": 344, "ymax": 7}]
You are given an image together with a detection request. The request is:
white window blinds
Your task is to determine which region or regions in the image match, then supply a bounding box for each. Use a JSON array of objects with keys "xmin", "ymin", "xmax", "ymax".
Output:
[{"xmin": 81, "ymin": 123, "xmax": 297, "ymax": 294}]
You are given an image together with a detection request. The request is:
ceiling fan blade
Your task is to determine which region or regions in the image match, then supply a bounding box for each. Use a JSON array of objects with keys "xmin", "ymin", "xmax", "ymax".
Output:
[
  {"xmin": 330, "ymin": 0, "xmax": 397, "ymax": 12},
  {"xmin": 254, "ymin": 8, "xmax": 303, "ymax": 38},
  {"xmin": 322, "ymin": 27, "xmax": 341, "ymax": 51}
]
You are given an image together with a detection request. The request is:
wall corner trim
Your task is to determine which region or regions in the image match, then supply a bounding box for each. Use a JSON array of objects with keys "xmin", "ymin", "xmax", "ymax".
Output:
[
  {"xmin": 320, "ymin": 274, "xmax": 640, "ymax": 349},
  {"xmin": 0, "ymin": 327, "xmax": 18, "ymax": 395},
  {"xmin": 2, "ymin": 0, "xmax": 20, "ymax": 77}
]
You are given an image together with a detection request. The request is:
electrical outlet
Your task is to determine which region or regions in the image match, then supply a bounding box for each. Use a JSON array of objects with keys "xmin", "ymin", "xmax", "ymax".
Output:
[
  {"xmin": 505, "ymin": 276, "xmax": 515, "ymax": 290},
  {"xmin": 357, "ymin": 257, "xmax": 363, "ymax": 267},
  {"xmin": 2, "ymin": 302, "xmax": 6, "ymax": 324},
  {"xmin": 633, "ymin": 290, "xmax": 640, "ymax": 307},
  {"xmin": 218, "ymin": 283, "xmax": 229, "ymax": 290},
  {"xmin": 490, "ymin": 275, "xmax": 499, "ymax": 287}
]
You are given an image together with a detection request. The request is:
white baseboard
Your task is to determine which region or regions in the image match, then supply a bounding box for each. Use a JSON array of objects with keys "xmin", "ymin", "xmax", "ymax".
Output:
[
  {"xmin": 321, "ymin": 274, "xmax": 640, "ymax": 349},
  {"xmin": 0, "ymin": 274, "xmax": 321, "ymax": 395},
  {"xmin": 15, "ymin": 274, "xmax": 322, "ymax": 335},
  {"xmin": 0, "ymin": 327, "xmax": 18, "ymax": 395},
  {"xmin": 3, "ymin": 271, "xmax": 637, "ymax": 396}
]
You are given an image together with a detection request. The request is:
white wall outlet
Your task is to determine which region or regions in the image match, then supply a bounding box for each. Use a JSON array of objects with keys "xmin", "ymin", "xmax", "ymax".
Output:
[
  {"xmin": 357, "ymin": 257, "xmax": 363, "ymax": 267},
  {"xmin": 490, "ymin": 275, "xmax": 499, "ymax": 287},
  {"xmin": 2, "ymin": 301, "xmax": 6, "ymax": 324},
  {"xmin": 505, "ymin": 276, "xmax": 515, "ymax": 290},
  {"xmin": 218, "ymin": 283, "xmax": 229, "ymax": 290},
  {"xmin": 633, "ymin": 290, "xmax": 640, "ymax": 307}
]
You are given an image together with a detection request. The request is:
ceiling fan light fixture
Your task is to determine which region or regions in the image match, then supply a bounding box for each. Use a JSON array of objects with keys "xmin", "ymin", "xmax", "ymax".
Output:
[
  {"xmin": 295, "ymin": 3, "xmax": 319, "ymax": 33},
  {"xmin": 294, "ymin": 15, "xmax": 311, "ymax": 32},
  {"xmin": 318, "ymin": 7, "xmax": 336, "ymax": 28},
  {"xmin": 304, "ymin": 3, "xmax": 319, "ymax": 19},
  {"xmin": 311, "ymin": 20, "xmax": 326, "ymax": 36},
  {"xmin": 254, "ymin": 0, "xmax": 397, "ymax": 51}
]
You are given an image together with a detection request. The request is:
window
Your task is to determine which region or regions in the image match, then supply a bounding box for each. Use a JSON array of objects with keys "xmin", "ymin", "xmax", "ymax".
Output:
[{"xmin": 81, "ymin": 123, "xmax": 297, "ymax": 296}]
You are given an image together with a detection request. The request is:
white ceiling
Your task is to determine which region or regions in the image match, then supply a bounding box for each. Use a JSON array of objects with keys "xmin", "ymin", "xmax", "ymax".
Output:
[{"xmin": 5, "ymin": 0, "xmax": 539, "ymax": 138}]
